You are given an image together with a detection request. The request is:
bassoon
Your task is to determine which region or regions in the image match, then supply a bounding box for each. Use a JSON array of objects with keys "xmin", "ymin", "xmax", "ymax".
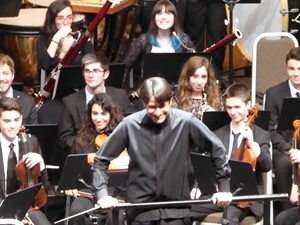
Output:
[
  {"xmin": 35, "ymin": 0, "xmax": 114, "ymax": 108},
  {"xmin": 203, "ymin": 29, "xmax": 242, "ymax": 53}
]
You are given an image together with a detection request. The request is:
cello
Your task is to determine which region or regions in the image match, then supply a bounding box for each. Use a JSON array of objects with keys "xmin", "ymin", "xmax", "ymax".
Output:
[{"xmin": 232, "ymin": 106, "xmax": 258, "ymax": 208}]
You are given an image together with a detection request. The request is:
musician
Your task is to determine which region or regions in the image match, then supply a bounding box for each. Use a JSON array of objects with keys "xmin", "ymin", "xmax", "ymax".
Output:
[
  {"xmin": 0, "ymin": 97, "xmax": 50, "ymax": 225},
  {"xmin": 171, "ymin": 56, "xmax": 222, "ymax": 120},
  {"xmin": 59, "ymin": 52, "xmax": 132, "ymax": 154},
  {"xmin": 37, "ymin": 0, "xmax": 94, "ymax": 76},
  {"xmin": 93, "ymin": 77, "xmax": 232, "ymax": 225},
  {"xmin": 65, "ymin": 93, "xmax": 124, "ymax": 225},
  {"xmin": 0, "ymin": 54, "xmax": 37, "ymax": 124},
  {"xmin": 264, "ymin": 47, "xmax": 300, "ymax": 210},
  {"xmin": 122, "ymin": 0, "xmax": 194, "ymax": 89},
  {"xmin": 275, "ymin": 184, "xmax": 300, "ymax": 225},
  {"xmin": 184, "ymin": 0, "xmax": 226, "ymax": 79},
  {"xmin": 185, "ymin": 83, "xmax": 271, "ymax": 225}
]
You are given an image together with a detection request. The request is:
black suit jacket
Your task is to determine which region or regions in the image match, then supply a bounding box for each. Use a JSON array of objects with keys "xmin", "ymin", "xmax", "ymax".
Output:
[
  {"xmin": 59, "ymin": 86, "xmax": 132, "ymax": 152},
  {"xmin": 265, "ymin": 80, "xmax": 293, "ymax": 152},
  {"xmin": 13, "ymin": 89, "xmax": 38, "ymax": 125},
  {"xmin": 214, "ymin": 124, "xmax": 272, "ymax": 217},
  {"xmin": 0, "ymin": 135, "xmax": 48, "ymax": 200}
]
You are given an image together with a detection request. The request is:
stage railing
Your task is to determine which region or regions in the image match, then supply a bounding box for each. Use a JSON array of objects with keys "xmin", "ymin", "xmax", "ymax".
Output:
[
  {"xmin": 0, "ymin": 219, "xmax": 23, "ymax": 225},
  {"xmin": 54, "ymin": 193, "xmax": 288, "ymax": 225}
]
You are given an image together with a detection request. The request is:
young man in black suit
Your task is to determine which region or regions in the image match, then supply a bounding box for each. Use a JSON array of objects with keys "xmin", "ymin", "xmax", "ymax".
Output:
[
  {"xmin": 0, "ymin": 54, "xmax": 37, "ymax": 124},
  {"xmin": 265, "ymin": 47, "xmax": 300, "ymax": 211},
  {"xmin": 0, "ymin": 97, "xmax": 50, "ymax": 224},
  {"xmin": 59, "ymin": 52, "xmax": 133, "ymax": 153},
  {"xmin": 186, "ymin": 83, "xmax": 271, "ymax": 225}
]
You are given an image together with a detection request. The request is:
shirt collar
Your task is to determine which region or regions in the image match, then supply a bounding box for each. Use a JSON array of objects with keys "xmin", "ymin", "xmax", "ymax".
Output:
[
  {"xmin": 0, "ymin": 133, "xmax": 18, "ymax": 148},
  {"xmin": 288, "ymin": 79, "xmax": 300, "ymax": 97},
  {"xmin": 85, "ymin": 86, "xmax": 106, "ymax": 105}
]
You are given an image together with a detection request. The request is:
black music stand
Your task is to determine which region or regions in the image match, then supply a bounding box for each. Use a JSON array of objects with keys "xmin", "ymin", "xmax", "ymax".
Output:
[
  {"xmin": 277, "ymin": 97, "xmax": 300, "ymax": 131},
  {"xmin": 222, "ymin": 0, "xmax": 261, "ymax": 84},
  {"xmin": 142, "ymin": 52, "xmax": 211, "ymax": 86},
  {"xmin": 24, "ymin": 124, "xmax": 59, "ymax": 166},
  {"xmin": 0, "ymin": 183, "xmax": 42, "ymax": 221},
  {"xmin": 52, "ymin": 63, "xmax": 126, "ymax": 99},
  {"xmin": 190, "ymin": 153, "xmax": 258, "ymax": 196},
  {"xmin": 57, "ymin": 154, "xmax": 128, "ymax": 191},
  {"xmin": 202, "ymin": 110, "xmax": 270, "ymax": 131},
  {"xmin": 0, "ymin": 0, "xmax": 22, "ymax": 17}
]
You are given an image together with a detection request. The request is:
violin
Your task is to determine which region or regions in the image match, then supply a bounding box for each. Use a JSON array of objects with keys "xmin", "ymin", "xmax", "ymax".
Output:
[
  {"xmin": 292, "ymin": 119, "xmax": 300, "ymax": 206},
  {"xmin": 232, "ymin": 106, "xmax": 258, "ymax": 208},
  {"xmin": 95, "ymin": 133, "xmax": 109, "ymax": 149},
  {"xmin": 15, "ymin": 126, "xmax": 47, "ymax": 210},
  {"xmin": 87, "ymin": 133, "xmax": 109, "ymax": 165},
  {"xmin": 233, "ymin": 106, "xmax": 258, "ymax": 171}
]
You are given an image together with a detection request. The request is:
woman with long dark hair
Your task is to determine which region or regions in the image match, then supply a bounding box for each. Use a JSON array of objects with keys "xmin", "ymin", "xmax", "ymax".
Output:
[
  {"xmin": 37, "ymin": 0, "xmax": 93, "ymax": 76},
  {"xmin": 65, "ymin": 93, "xmax": 124, "ymax": 225}
]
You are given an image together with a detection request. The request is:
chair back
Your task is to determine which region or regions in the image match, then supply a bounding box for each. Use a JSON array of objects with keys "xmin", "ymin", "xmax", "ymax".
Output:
[{"xmin": 251, "ymin": 32, "xmax": 299, "ymax": 106}]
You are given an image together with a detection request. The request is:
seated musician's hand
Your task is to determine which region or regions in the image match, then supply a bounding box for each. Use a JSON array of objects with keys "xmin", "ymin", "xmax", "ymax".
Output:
[
  {"xmin": 211, "ymin": 192, "xmax": 232, "ymax": 207},
  {"xmin": 203, "ymin": 105, "xmax": 215, "ymax": 113},
  {"xmin": 190, "ymin": 188, "xmax": 201, "ymax": 199},
  {"xmin": 65, "ymin": 189, "xmax": 78, "ymax": 198},
  {"xmin": 289, "ymin": 149, "xmax": 300, "ymax": 164},
  {"xmin": 97, "ymin": 196, "xmax": 118, "ymax": 208},
  {"xmin": 290, "ymin": 184, "xmax": 298, "ymax": 204},
  {"xmin": 53, "ymin": 26, "xmax": 72, "ymax": 43},
  {"xmin": 23, "ymin": 153, "xmax": 44, "ymax": 169}
]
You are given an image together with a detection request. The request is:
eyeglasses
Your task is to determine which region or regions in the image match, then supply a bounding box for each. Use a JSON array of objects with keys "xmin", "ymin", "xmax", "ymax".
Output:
[
  {"xmin": 55, "ymin": 14, "xmax": 75, "ymax": 24},
  {"xmin": 83, "ymin": 69, "xmax": 105, "ymax": 76}
]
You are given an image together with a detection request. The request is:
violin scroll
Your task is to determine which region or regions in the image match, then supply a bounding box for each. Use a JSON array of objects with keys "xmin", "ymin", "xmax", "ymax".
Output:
[{"xmin": 293, "ymin": 120, "xmax": 300, "ymax": 140}]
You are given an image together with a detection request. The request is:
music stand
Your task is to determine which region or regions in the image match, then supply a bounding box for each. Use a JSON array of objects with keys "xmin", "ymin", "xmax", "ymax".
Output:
[
  {"xmin": 24, "ymin": 124, "xmax": 59, "ymax": 166},
  {"xmin": 0, "ymin": 0, "xmax": 22, "ymax": 17},
  {"xmin": 223, "ymin": 0, "xmax": 261, "ymax": 84},
  {"xmin": 0, "ymin": 183, "xmax": 42, "ymax": 221},
  {"xmin": 142, "ymin": 52, "xmax": 211, "ymax": 86},
  {"xmin": 190, "ymin": 153, "xmax": 259, "ymax": 196},
  {"xmin": 57, "ymin": 154, "xmax": 128, "ymax": 191},
  {"xmin": 202, "ymin": 110, "xmax": 270, "ymax": 131},
  {"xmin": 52, "ymin": 63, "xmax": 126, "ymax": 99},
  {"xmin": 277, "ymin": 98, "xmax": 300, "ymax": 131}
]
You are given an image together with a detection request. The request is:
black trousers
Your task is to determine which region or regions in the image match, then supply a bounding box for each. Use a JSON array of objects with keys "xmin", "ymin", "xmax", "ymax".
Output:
[
  {"xmin": 184, "ymin": 0, "xmax": 226, "ymax": 77},
  {"xmin": 28, "ymin": 209, "xmax": 51, "ymax": 225},
  {"xmin": 185, "ymin": 203, "xmax": 259, "ymax": 225},
  {"xmin": 275, "ymin": 206, "xmax": 300, "ymax": 225},
  {"xmin": 273, "ymin": 149, "xmax": 293, "ymax": 211},
  {"xmin": 131, "ymin": 218, "xmax": 185, "ymax": 225}
]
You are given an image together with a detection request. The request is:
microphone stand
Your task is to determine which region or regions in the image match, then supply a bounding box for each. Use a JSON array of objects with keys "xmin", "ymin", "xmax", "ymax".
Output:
[{"xmin": 223, "ymin": 0, "xmax": 240, "ymax": 85}]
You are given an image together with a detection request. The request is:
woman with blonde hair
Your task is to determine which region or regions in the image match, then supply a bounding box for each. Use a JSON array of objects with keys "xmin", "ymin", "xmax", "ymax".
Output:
[{"xmin": 172, "ymin": 56, "xmax": 222, "ymax": 119}]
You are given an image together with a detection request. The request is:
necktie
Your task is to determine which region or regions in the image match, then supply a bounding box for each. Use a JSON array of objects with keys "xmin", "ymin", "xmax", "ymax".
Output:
[
  {"xmin": 231, "ymin": 132, "xmax": 241, "ymax": 157},
  {"xmin": 296, "ymin": 92, "xmax": 300, "ymax": 98},
  {"xmin": 6, "ymin": 143, "xmax": 18, "ymax": 194}
]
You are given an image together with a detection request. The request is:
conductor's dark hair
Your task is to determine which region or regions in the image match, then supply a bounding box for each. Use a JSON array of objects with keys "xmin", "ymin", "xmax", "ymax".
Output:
[{"xmin": 139, "ymin": 77, "xmax": 173, "ymax": 105}]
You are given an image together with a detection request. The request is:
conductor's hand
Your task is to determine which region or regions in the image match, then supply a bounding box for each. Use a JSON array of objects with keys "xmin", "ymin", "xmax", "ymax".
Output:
[
  {"xmin": 211, "ymin": 192, "xmax": 232, "ymax": 207},
  {"xmin": 97, "ymin": 196, "xmax": 119, "ymax": 209},
  {"xmin": 22, "ymin": 152, "xmax": 44, "ymax": 169},
  {"xmin": 53, "ymin": 26, "xmax": 72, "ymax": 43},
  {"xmin": 65, "ymin": 189, "xmax": 78, "ymax": 198}
]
